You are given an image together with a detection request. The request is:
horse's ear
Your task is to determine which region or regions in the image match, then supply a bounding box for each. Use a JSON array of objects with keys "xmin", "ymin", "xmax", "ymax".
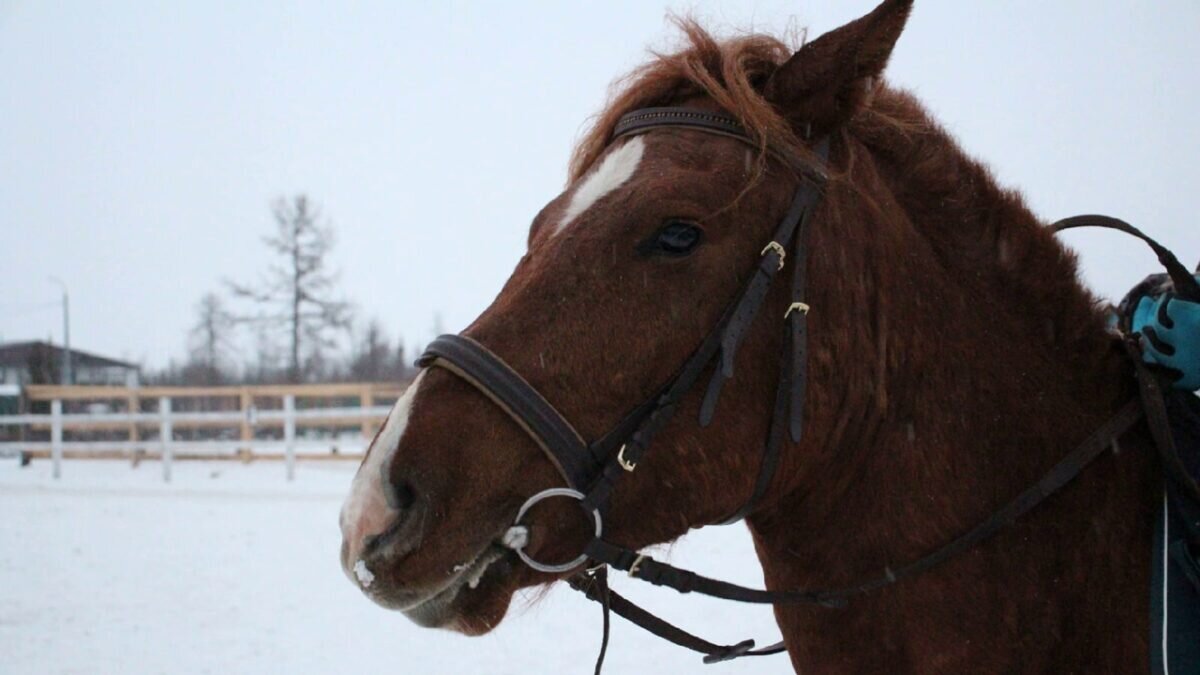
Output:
[{"xmin": 765, "ymin": 0, "xmax": 913, "ymax": 136}]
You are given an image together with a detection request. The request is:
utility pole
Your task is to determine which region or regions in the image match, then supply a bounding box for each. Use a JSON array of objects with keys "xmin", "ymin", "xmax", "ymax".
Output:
[{"xmin": 49, "ymin": 277, "xmax": 71, "ymax": 385}]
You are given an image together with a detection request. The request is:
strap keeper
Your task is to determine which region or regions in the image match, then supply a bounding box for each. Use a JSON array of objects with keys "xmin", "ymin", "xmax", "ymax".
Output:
[
  {"xmin": 702, "ymin": 639, "xmax": 757, "ymax": 664},
  {"xmin": 760, "ymin": 241, "xmax": 786, "ymax": 271},
  {"xmin": 785, "ymin": 302, "xmax": 811, "ymax": 318}
]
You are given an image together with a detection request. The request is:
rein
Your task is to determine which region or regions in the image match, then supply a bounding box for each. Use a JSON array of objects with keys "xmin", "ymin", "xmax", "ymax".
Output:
[{"xmin": 416, "ymin": 106, "xmax": 1186, "ymax": 670}]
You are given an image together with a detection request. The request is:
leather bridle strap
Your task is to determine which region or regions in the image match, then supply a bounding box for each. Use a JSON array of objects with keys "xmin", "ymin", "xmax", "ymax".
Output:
[
  {"xmin": 612, "ymin": 107, "xmax": 754, "ymax": 143},
  {"xmin": 580, "ymin": 152, "xmax": 828, "ymax": 518},
  {"xmin": 715, "ymin": 138, "xmax": 828, "ymax": 524},
  {"xmin": 697, "ymin": 140, "xmax": 829, "ymax": 427},
  {"xmin": 418, "ymin": 335, "xmax": 595, "ymax": 490},
  {"xmin": 612, "ymin": 106, "xmax": 830, "ymax": 184}
]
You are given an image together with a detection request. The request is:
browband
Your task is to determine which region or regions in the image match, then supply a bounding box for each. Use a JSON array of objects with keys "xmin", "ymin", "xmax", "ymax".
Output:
[
  {"xmin": 613, "ymin": 107, "xmax": 751, "ymax": 143},
  {"xmin": 612, "ymin": 106, "xmax": 829, "ymax": 182}
]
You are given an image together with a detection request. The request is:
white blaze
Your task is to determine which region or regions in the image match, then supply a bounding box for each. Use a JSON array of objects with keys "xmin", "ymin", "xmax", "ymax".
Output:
[
  {"xmin": 555, "ymin": 136, "xmax": 645, "ymax": 234},
  {"xmin": 339, "ymin": 371, "xmax": 425, "ymax": 563}
]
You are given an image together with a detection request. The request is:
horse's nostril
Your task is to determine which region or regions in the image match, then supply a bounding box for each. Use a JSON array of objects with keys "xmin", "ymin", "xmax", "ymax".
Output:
[
  {"xmin": 390, "ymin": 480, "xmax": 416, "ymax": 511},
  {"xmin": 359, "ymin": 482, "xmax": 425, "ymax": 564},
  {"xmin": 363, "ymin": 533, "xmax": 380, "ymax": 552}
]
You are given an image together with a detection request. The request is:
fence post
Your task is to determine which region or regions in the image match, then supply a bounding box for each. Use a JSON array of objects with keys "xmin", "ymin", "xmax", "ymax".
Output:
[
  {"xmin": 51, "ymin": 399, "xmax": 63, "ymax": 480},
  {"xmin": 160, "ymin": 396, "xmax": 172, "ymax": 483},
  {"xmin": 239, "ymin": 388, "xmax": 253, "ymax": 457},
  {"xmin": 127, "ymin": 392, "xmax": 139, "ymax": 448},
  {"xmin": 283, "ymin": 394, "xmax": 296, "ymax": 481},
  {"xmin": 359, "ymin": 386, "xmax": 373, "ymax": 439}
]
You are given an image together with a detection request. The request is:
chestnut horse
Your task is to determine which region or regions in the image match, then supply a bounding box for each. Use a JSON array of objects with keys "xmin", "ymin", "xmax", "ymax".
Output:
[{"xmin": 340, "ymin": 1, "xmax": 1156, "ymax": 671}]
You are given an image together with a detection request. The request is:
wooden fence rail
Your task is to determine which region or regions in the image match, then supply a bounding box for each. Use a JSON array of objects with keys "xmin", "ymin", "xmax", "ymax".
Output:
[{"xmin": 0, "ymin": 382, "xmax": 408, "ymax": 481}]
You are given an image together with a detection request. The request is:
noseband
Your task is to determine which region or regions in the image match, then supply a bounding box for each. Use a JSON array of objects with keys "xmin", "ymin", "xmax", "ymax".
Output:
[{"xmin": 416, "ymin": 107, "xmax": 1165, "ymax": 669}]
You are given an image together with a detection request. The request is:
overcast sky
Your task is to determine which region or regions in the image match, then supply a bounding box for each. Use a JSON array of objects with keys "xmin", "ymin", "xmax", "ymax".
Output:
[{"xmin": 2, "ymin": 1, "xmax": 1197, "ymax": 369}]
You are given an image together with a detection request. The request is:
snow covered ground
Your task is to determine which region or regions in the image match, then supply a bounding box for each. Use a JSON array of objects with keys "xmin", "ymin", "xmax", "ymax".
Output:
[{"xmin": 0, "ymin": 459, "xmax": 788, "ymax": 674}]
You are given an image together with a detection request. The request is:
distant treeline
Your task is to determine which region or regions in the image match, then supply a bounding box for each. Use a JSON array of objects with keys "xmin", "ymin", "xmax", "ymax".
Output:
[
  {"xmin": 146, "ymin": 194, "xmax": 421, "ymax": 386},
  {"xmin": 146, "ymin": 319, "xmax": 418, "ymax": 386}
]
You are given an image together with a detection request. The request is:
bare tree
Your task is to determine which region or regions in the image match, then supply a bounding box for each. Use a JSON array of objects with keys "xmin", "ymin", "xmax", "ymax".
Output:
[
  {"xmin": 185, "ymin": 292, "xmax": 233, "ymax": 384},
  {"xmin": 247, "ymin": 324, "xmax": 283, "ymax": 384},
  {"xmin": 228, "ymin": 195, "xmax": 354, "ymax": 382},
  {"xmin": 392, "ymin": 340, "xmax": 411, "ymax": 381},
  {"xmin": 349, "ymin": 319, "xmax": 392, "ymax": 381}
]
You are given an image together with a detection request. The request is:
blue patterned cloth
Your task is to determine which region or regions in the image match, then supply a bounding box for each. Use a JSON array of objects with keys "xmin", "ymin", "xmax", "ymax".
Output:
[{"xmin": 1130, "ymin": 275, "xmax": 1200, "ymax": 392}]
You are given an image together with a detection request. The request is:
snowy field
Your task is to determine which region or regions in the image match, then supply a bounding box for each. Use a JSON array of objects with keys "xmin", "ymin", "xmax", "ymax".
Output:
[{"xmin": 0, "ymin": 459, "xmax": 787, "ymax": 674}]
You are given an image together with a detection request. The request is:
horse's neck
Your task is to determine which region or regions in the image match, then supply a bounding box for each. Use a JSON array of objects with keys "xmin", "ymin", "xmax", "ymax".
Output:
[{"xmin": 747, "ymin": 120, "xmax": 1154, "ymax": 671}]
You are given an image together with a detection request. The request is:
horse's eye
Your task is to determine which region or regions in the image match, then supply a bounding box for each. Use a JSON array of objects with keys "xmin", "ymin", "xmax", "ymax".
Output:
[{"xmin": 642, "ymin": 221, "xmax": 703, "ymax": 257}]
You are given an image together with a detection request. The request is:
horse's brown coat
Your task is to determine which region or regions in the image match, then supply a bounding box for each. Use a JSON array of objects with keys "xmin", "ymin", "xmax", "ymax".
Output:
[{"xmin": 347, "ymin": 1, "xmax": 1154, "ymax": 670}]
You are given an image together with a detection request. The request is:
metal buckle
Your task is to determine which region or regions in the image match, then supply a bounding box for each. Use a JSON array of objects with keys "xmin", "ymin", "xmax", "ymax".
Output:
[
  {"xmin": 627, "ymin": 553, "xmax": 647, "ymax": 577},
  {"xmin": 760, "ymin": 241, "xmax": 786, "ymax": 271},
  {"xmin": 510, "ymin": 488, "xmax": 603, "ymax": 574},
  {"xmin": 617, "ymin": 444, "xmax": 637, "ymax": 472},
  {"xmin": 785, "ymin": 302, "xmax": 811, "ymax": 318}
]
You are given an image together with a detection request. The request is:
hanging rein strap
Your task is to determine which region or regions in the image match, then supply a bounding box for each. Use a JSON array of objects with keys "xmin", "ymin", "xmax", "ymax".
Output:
[
  {"xmin": 574, "ymin": 397, "xmax": 1143, "ymax": 665},
  {"xmin": 567, "ymin": 573, "xmax": 787, "ymax": 664},
  {"xmin": 1050, "ymin": 215, "xmax": 1200, "ymax": 302},
  {"xmin": 1051, "ymin": 213, "xmax": 1200, "ymax": 505}
]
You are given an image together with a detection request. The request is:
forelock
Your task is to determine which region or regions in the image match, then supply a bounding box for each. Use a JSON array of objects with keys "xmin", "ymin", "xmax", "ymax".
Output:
[{"xmin": 568, "ymin": 17, "xmax": 807, "ymax": 184}]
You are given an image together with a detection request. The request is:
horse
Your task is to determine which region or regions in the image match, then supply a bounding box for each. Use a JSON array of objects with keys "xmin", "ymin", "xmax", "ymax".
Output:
[{"xmin": 339, "ymin": 1, "xmax": 1160, "ymax": 671}]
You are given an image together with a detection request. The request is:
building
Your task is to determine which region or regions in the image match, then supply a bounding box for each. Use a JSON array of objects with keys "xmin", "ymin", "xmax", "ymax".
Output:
[{"xmin": 0, "ymin": 341, "xmax": 140, "ymax": 388}]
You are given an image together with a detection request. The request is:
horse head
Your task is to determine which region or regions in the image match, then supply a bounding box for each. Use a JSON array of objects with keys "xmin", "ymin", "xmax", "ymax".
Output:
[
  {"xmin": 339, "ymin": 0, "xmax": 918, "ymax": 632},
  {"xmin": 339, "ymin": 2, "xmax": 1141, "ymax": 670}
]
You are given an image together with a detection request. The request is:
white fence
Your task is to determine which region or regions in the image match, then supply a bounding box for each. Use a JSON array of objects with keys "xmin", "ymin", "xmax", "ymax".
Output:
[{"xmin": 0, "ymin": 395, "xmax": 389, "ymax": 482}]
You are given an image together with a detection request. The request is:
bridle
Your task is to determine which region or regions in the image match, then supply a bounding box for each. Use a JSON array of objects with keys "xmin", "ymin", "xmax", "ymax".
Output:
[
  {"xmin": 416, "ymin": 106, "xmax": 1194, "ymax": 670},
  {"xmin": 421, "ymin": 105, "xmax": 831, "ymax": 547}
]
